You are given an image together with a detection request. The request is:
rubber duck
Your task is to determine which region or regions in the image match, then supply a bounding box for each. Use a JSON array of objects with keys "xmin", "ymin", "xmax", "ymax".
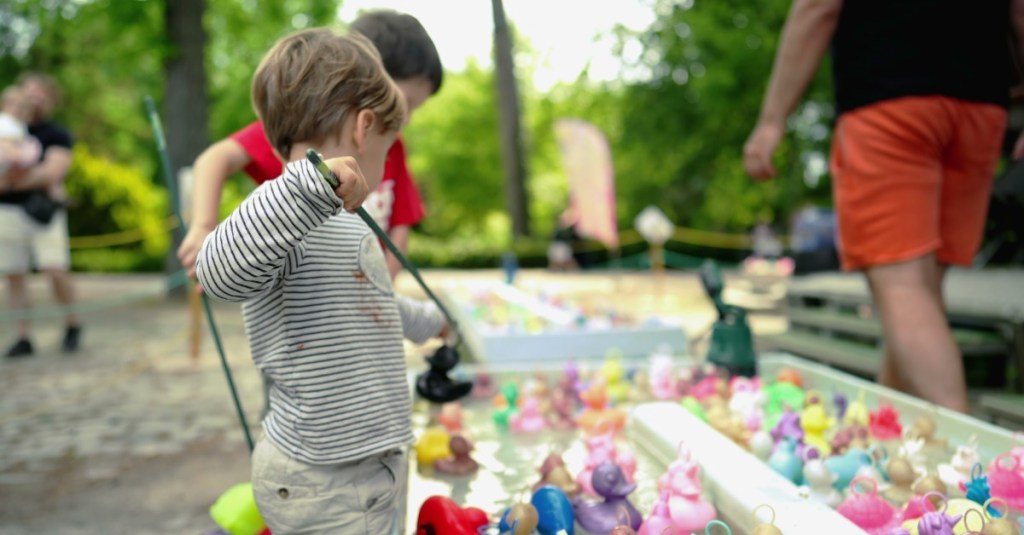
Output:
[
  {"xmin": 836, "ymin": 476, "xmax": 903, "ymax": 535},
  {"xmin": 775, "ymin": 368, "xmax": 803, "ymax": 388},
  {"xmin": 771, "ymin": 408, "xmax": 804, "ymax": 444},
  {"xmin": 510, "ymin": 396, "xmax": 548, "ymax": 433},
  {"xmin": 803, "ymin": 451, "xmax": 843, "ymax": 507},
  {"xmin": 834, "ymin": 391, "xmax": 849, "ymax": 420},
  {"xmin": 939, "ymin": 437, "xmax": 981, "ymax": 489},
  {"xmin": 434, "ymin": 435, "xmax": 479, "ymax": 476},
  {"xmin": 532, "ymin": 486, "xmax": 575, "ymax": 535},
  {"xmin": 885, "ymin": 456, "xmax": 919, "ymax": 504},
  {"xmin": 577, "ymin": 432, "xmax": 637, "ymax": 496},
  {"xmin": 415, "ymin": 426, "xmax": 452, "ymax": 466},
  {"xmin": 577, "ymin": 457, "xmax": 638, "ymax": 532},
  {"xmin": 899, "ymin": 498, "xmax": 986, "ymax": 535},
  {"xmin": 705, "ymin": 398, "xmax": 751, "ymax": 446},
  {"xmin": 768, "ymin": 437, "xmax": 804, "ymax": 484},
  {"xmin": 415, "ymin": 345, "xmax": 473, "ymax": 403},
  {"xmin": 869, "ymin": 404, "xmax": 903, "ymax": 441},
  {"xmin": 492, "ymin": 382, "xmax": 520, "ymax": 429},
  {"xmin": 825, "ymin": 448, "xmax": 873, "ymax": 492},
  {"xmin": 913, "ymin": 492, "xmax": 961, "ymax": 535},
  {"xmin": 548, "ymin": 387, "xmax": 577, "ymax": 431},
  {"xmin": 901, "ymin": 493, "xmax": 937, "ymax": 523},
  {"xmin": 800, "ymin": 395, "xmax": 835, "ymax": 456},
  {"xmin": 844, "ymin": 390, "xmax": 869, "ymax": 427},
  {"xmin": 663, "ymin": 457, "xmax": 717, "ymax": 534},
  {"xmin": 629, "ymin": 370, "xmax": 652, "ymax": 403},
  {"xmin": 749, "ymin": 430, "xmax": 774, "ymax": 460},
  {"xmin": 535, "ymin": 453, "xmax": 581, "ymax": 498},
  {"xmin": 599, "ymin": 356, "xmax": 630, "ymax": 404},
  {"xmin": 578, "ymin": 378, "xmax": 627, "ymax": 435},
  {"xmin": 832, "ymin": 424, "xmax": 870, "ymax": 455},
  {"xmin": 730, "ymin": 376, "xmax": 767, "ymax": 431},
  {"xmin": 914, "ymin": 474, "xmax": 949, "ymax": 503},
  {"xmin": 436, "ymin": 402, "xmax": 463, "ymax": 434},
  {"xmin": 637, "ymin": 491, "xmax": 673, "ymax": 535},
  {"xmin": 900, "ymin": 437, "xmax": 930, "ymax": 477},
  {"xmin": 471, "ymin": 371, "xmax": 496, "ymax": 399},
  {"xmin": 658, "ymin": 441, "xmax": 698, "ymax": 493},
  {"xmin": 415, "ymin": 495, "xmax": 489, "ymax": 535},
  {"xmin": 987, "ymin": 454, "xmax": 1024, "ymax": 511},
  {"xmin": 499, "ymin": 502, "xmax": 540, "ymax": 535},
  {"xmin": 681, "ymin": 396, "xmax": 707, "ymax": 422},
  {"xmin": 649, "ymin": 353, "xmax": 677, "ymax": 400},
  {"xmin": 976, "ymin": 498, "xmax": 1021, "ymax": 535},
  {"xmin": 763, "ymin": 381, "xmax": 805, "ymax": 430}
]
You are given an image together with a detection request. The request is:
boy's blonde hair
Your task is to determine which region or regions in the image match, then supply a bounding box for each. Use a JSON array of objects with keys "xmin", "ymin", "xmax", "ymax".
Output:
[{"xmin": 252, "ymin": 28, "xmax": 405, "ymax": 159}]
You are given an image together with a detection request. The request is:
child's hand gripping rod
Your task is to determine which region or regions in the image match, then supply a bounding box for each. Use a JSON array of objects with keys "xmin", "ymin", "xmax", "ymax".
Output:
[{"xmin": 305, "ymin": 149, "xmax": 461, "ymax": 343}]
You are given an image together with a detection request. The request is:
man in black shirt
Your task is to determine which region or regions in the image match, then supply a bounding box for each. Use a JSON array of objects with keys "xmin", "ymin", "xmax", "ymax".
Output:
[
  {"xmin": 743, "ymin": 0, "xmax": 1023, "ymax": 413},
  {"xmin": 0, "ymin": 73, "xmax": 80, "ymax": 357}
]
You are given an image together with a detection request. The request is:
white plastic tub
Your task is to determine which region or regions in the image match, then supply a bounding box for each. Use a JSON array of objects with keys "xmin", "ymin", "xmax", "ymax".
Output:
[
  {"xmin": 441, "ymin": 281, "xmax": 688, "ymax": 363},
  {"xmin": 758, "ymin": 352, "xmax": 1018, "ymax": 461}
]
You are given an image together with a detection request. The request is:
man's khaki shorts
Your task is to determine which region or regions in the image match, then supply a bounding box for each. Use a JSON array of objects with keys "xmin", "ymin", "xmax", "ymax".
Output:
[{"xmin": 0, "ymin": 205, "xmax": 70, "ymax": 274}]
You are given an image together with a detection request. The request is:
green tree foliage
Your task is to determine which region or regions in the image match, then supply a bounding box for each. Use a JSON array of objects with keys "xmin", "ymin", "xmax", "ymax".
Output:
[
  {"xmin": 1, "ymin": 0, "xmax": 339, "ymax": 271},
  {"xmin": 608, "ymin": 0, "xmax": 835, "ymax": 232}
]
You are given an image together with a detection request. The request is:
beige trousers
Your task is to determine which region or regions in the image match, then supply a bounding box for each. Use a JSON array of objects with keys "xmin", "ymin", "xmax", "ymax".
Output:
[{"xmin": 251, "ymin": 435, "xmax": 408, "ymax": 534}]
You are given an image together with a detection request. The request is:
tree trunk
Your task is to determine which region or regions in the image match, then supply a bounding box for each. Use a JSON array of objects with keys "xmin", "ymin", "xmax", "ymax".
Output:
[
  {"xmin": 163, "ymin": 0, "xmax": 209, "ymax": 283},
  {"xmin": 491, "ymin": 0, "xmax": 530, "ymax": 237}
]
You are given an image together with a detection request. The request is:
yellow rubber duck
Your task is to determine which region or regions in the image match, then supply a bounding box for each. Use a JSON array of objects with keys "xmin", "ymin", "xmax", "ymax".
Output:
[
  {"xmin": 415, "ymin": 426, "xmax": 452, "ymax": 466},
  {"xmin": 800, "ymin": 398, "xmax": 835, "ymax": 456},
  {"xmin": 844, "ymin": 390, "xmax": 869, "ymax": 427},
  {"xmin": 599, "ymin": 355, "xmax": 629, "ymax": 403}
]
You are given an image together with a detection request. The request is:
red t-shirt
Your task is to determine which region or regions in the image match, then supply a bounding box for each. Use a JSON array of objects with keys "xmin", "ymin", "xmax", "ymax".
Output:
[{"xmin": 228, "ymin": 121, "xmax": 425, "ymax": 231}]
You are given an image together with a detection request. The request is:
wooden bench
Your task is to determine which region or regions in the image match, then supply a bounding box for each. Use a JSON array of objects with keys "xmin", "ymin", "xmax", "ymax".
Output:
[
  {"xmin": 757, "ymin": 331, "xmax": 879, "ymax": 377},
  {"xmin": 977, "ymin": 393, "xmax": 1024, "ymax": 431},
  {"xmin": 758, "ymin": 269, "xmax": 1024, "ymax": 392}
]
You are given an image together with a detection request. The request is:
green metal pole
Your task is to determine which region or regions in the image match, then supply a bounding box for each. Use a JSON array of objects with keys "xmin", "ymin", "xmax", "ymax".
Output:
[{"xmin": 144, "ymin": 96, "xmax": 254, "ymax": 453}]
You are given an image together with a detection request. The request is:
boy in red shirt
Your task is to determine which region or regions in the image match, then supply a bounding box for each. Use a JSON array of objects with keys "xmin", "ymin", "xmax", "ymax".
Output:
[{"xmin": 178, "ymin": 10, "xmax": 441, "ymax": 280}]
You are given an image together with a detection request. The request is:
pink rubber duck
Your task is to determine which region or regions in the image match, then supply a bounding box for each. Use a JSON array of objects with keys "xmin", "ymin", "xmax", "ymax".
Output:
[
  {"xmin": 649, "ymin": 354, "xmax": 678, "ymax": 400},
  {"xmin": 689, "ymin": 376, "xmax": 722, "ymax": 402},
  {"xmin": 510, "ymin": 396, "xmax": 548, "ymax": 433},
  {"xmin": 728, "ymin": 376, "xmax": 766, "ymax": 431},
  {"xmin": 836, "ymin": 476, "xmax": 903, "ymax": 535},
  {"xmin": 664, "ymin": 459, "xmax": 717, "ymax": 533},
  {"xmin": 987, "ymin": 453, "xmax": 1024, "ymax": 510},
  {"xmin": 638, "ymin": 491, "xmax": 674, "ymax": 535},
  {"xmin": 436, "ymin": 402, "xmax": 463, "ymax": 434}
]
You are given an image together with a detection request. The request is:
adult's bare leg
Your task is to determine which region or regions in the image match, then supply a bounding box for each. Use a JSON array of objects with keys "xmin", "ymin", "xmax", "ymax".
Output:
[
  {"xmin": 6, "ymin": 273, "xmax": 30, "ymax": 338},
  {"xmin": 864, "ymin": 253, "xmax": 968, "ymax": 413}
]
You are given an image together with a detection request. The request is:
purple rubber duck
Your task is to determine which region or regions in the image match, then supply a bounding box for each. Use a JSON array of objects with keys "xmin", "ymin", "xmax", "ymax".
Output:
[
  {"xmin": 834, "ymin": 392, "xmax": 848, "ymax": 420},
  {"xmin": 771, "ymin": 408, "xmax": 804, "ymax": 443},
  {"xmin": 574, "ymin": 461, "xmax": 642, "ymax": 533}
]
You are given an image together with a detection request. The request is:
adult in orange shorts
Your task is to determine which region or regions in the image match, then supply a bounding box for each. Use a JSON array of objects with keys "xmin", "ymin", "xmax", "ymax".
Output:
[{"xmin": 743, "ymin": 0, "xmax": 1024, "ymax": 413}]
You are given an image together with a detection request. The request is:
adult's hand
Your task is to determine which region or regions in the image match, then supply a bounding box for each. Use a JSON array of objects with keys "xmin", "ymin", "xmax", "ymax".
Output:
[
  {"xmin": 1013, "ymin": 129, "xmax": 1024, "ymax": 160},
  {"xmin": 743, "ymin": 122, "xmax": 784, "ymax": 181}
]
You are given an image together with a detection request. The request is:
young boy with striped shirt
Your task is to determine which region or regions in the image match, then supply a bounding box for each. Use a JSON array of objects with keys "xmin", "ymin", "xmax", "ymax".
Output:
[{"xmin": 195, "ymin": 28, "xmax": 445, "ymax": 534}]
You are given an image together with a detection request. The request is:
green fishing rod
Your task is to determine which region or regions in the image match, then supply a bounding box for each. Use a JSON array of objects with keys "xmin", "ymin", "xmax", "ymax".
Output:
[
  {"xmin": 144, "ymin": 96, "xmax": 254, "ymax": 453},
  {"xmin": 305, "ymin": 149, "xmax": 462, "ymax": 342}
]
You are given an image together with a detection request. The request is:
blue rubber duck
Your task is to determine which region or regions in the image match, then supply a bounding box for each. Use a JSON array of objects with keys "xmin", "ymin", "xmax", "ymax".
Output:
[{"xmin": 532, "ymin": 485, "xmax": 574, "ymax": 535}]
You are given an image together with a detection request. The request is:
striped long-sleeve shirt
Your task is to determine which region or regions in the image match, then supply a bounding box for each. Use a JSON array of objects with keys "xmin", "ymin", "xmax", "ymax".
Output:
[{"xmin": 196, "ymin": 159, "xmax": 444, "ymax": 465}]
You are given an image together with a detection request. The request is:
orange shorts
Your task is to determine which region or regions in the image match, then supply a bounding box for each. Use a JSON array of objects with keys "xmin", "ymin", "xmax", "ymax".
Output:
[{"xmin": 830, "ymin": 96, "xmax": 1007, "ymax": 271}]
